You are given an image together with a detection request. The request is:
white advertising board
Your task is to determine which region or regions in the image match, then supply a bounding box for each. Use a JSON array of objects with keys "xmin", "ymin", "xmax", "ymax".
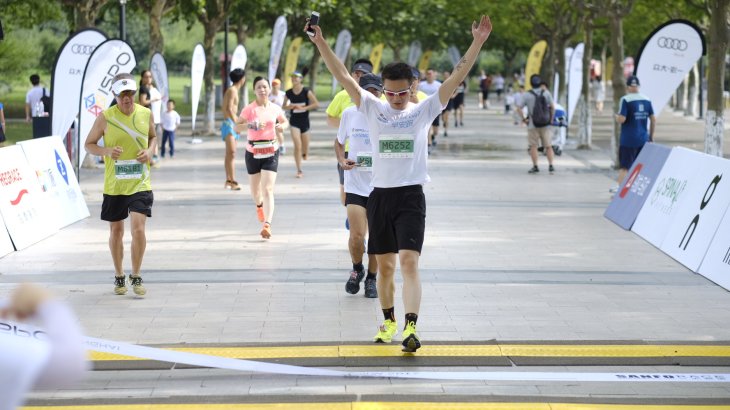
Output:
[
  {"xmin": 698, "ymin": 205, "xmax": 730, "ymax": 291},
  {"xmin": 0, "ymin": 146, "xmax": 58, "ymax": 250},
  {"xmin": 18, "ymin": 136, "xmax": 90, "ymax": 228},
  {"xmin": 659, "ymin": 153, "xmax": 730, "ymax": 271},
  {"xmin": 0, "ymin": 211, "xmax": 14, "ymax": 257},
  {"xmin": 631, "ymin": 147, "xmax": 702, "ymax": 248}
]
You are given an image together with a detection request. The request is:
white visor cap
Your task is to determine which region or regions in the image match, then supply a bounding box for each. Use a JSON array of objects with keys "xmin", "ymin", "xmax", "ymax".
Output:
[{"xmin": 112, "ymin": 78, "xmax": 138, "ymax": 95}]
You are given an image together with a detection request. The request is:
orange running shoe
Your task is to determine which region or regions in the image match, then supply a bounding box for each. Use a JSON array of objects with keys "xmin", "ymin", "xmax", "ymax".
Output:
[{"xmin": 260, "ymin": 222, "xmax": 271, "ymax": 239}]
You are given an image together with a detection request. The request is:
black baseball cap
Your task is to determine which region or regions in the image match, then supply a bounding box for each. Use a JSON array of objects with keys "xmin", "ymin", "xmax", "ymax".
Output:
[
  {"xmin": 626, "ymin": 75, "xmax": 640, "ymax": 87},
  {"xmin": 352, "ymin": 62, "xmax": 373, "ymax": 74},
  {"xmin": 358, "ymin": 73, "xmax": 383, "ymax": 92}
]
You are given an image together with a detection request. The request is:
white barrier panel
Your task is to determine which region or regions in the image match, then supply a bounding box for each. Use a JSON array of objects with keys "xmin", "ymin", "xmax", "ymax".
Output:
[
  {"xmin": 18, "ymin": 136, "xmax": 90, "ymax": 229},
  {"xmin": 0, "ymin": 211, "xmax": 14, "ymax": 258},
  {"xmin": 631, "ymin": 147, "xmax": 702, "ymax": 248},
  {"xmin": 659, "ymin": 153, "xmax": 730, "ymax": 271},
  {"xmin": 699, "ymin": 205, "xmax": 730, "ymax": 290},
  {"xmin": 0, "ymin": 146, "xmax": 58, "ymax": 250}
]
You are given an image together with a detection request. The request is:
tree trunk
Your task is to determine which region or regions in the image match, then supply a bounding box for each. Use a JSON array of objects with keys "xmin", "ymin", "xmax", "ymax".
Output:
[
  {"xmin": 148, "ymin": 0, "xmax": 166, "ymax": 56},
  {"xmin": 608, "ymin": 14, "xmax": 626, "ymax": 166},
  {"xmin": 705, "ymin": 0, "xmax": 728, "ymax": 157},
  {"xmin": 578, "ymin": 12, "xmax": 593, "ymax": 149},
  {"xmin": 544, "ymin": 37, "xmax": 557, "ymax": 90},
  {"xmin": 308, "ymin": 52, "xmax": 320, "ymax": 91},
  {"xmin": 689, "ymin": 64, "xmax": 699, "ymax": 118},
  {"xmin": 392, "ymin": 45, "xmax": 401, "ymax": 62},
  {"xmin": 235, "ymin": 23, "xmax": 247, "ymax": 45},
  {"xmin": 203, "ymin": 23, "xmax": 218, "ymax": 135}
]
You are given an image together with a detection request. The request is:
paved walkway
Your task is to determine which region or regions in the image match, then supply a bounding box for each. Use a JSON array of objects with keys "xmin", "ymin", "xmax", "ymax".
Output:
[{"xmin": 3, "ymin": 96, "xmax": 730, "ymax": 407}]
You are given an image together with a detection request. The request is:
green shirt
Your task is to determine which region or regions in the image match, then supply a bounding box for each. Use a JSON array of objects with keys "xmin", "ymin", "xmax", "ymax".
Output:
[{"xmin": 102, "ymin": 104, "xmax": 152, "ymax": 195}]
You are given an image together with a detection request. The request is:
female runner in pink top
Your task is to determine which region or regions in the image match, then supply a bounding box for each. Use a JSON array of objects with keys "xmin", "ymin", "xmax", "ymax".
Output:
[{"xmin": 236, "ymin": 76, "xmax": 288, "ymax": 239}]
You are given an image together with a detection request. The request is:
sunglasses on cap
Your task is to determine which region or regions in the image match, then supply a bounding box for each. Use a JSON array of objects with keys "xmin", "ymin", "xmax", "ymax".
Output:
[{"xmin": 383, "ymin": 88, "xmax": 410, "ymax": 98}]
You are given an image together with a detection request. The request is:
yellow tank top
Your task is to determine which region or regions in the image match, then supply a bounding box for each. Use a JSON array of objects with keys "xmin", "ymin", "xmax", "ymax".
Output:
[{"xmin": 102, "ymin": 104, "xmax": 153, "ymax": 195}]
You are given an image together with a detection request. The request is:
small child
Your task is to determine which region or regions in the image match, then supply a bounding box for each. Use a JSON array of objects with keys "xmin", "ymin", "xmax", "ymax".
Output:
[
  {"xmin": 160, "ymin": 99, "xmax": 181, "ymax": 158},
  {"xmin": 504, "ymin": 86, "xmax": 514, "ymax": 114}
]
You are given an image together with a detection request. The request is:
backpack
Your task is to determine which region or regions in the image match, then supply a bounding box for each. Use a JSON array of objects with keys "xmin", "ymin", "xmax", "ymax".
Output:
[
  {"xmin": 530, "ymin": 89, "xmax": 551, "ymax": 128},
  {"xmin": 41, "ymin": 88, "xmax": 52, "ymax": 115}
]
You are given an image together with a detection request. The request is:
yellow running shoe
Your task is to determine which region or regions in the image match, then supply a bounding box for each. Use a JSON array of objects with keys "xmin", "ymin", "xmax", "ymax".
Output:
[
  {"xmin": 114, "ymin": 275, "xmax": 127, "ymax": 295},
  {"xmin": 401, "ymin": 321, "xmax": 421, "ymax": 353},
  {"xmin": 128, "ymin": 275, "xmax": 147, "ymax": 296},
  {"xmin": 373, "ymin": 319, "xmax": 397, "ymax": 343}
]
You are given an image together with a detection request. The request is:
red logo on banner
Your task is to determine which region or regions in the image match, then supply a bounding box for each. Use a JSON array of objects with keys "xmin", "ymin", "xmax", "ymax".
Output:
[
  {"xmin": 10, "ymin": 189, "xmax": 29, "ymax": 206},
  {"xmin": 87, "ymin": 105, "xmax": 103, "ymax": 117},
  {"xmin": 620, "ymin": 163, "xmax": 644, "ymax": 198}
]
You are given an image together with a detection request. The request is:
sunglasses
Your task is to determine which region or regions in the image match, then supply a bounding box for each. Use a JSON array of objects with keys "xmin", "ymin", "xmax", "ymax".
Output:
[
  {"xmin": 383, "ymin": 88, "xmax": 410, "ymax": 98},
  {"xmin": 117, "ymin": 90, "xmax": 136, "ymax": 98}
]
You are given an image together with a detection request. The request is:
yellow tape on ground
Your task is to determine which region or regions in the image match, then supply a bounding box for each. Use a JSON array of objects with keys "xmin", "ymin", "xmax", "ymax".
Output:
[{"xmin": 88, "ymin": 344, "xmax": 730, "ymax": 361}]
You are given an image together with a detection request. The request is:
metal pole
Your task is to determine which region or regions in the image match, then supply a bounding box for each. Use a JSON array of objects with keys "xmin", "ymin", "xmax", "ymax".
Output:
[
  {"xmin": 698, "ymin": 57, "xmax": 704, "ymax": 120},
  {"xmin": 119, "ymin": 0, "xmax": 127, "ymax": 41}
]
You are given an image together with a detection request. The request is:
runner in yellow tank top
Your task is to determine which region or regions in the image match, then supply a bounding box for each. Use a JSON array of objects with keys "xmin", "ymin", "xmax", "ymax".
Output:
[{"xmin": 85, "ymin": 73, "xmax": 157, "ymax": 298}]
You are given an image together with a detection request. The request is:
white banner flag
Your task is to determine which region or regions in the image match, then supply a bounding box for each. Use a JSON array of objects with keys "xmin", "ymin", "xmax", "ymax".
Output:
[
  {"xmin": 51, "ymin": 28, "xmax": 107, "ymax": 138},
  {"xmin": 191, "ymin": 44, "xmax": 206, "ymax": 132},
  {"xmin": 635, "ymin": 20, "xmax": 705, "ymax": 117},
  {"xmin": 268, "ymin": 16, "xmax": 288, "ymax": 84},
  {"xmin": 447, "ymin": 45, "xmax": 461, "ymax": 67},
  {"xmin": 231, "ymin": 44, "xmax": 249, "ymax": 106},
  {"xmin": 332, "ymin": 30, "xmax": 352, "ymax": 91},
  {"xmin": 407, "ymin": 40, "xmax": 422, "ymax": 67},
  {"xmin": 78, "ymin": 39, "xmax": 137, "ymax": 166},
  {"xmin": 567, "ymin": 43, "xmax": 584, "ymax": 125},
  {"xmin": 150, "ymin": 52, "xmax": 169, "ymax": 104}
]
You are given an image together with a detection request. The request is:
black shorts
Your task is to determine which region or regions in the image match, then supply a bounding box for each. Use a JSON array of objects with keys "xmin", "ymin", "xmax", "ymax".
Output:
[
  {"xmin": 431, "ymin": 115, "xmax": 440, "ymax": 127},
  {"xmin": 101, "ymin": 191, "xmax": 154, "ymax": 222},
  {"xmin": 367, "ymin": 185, "xmax": 426, "ymax": 254},
  {"xmin": 444, "ymin": 99, "xmax": 454, "ymax": 111},
  {"xmin": 289, "ymin": 114, "xmax": 310, "ymax": 133},
  {"xmin": 619, "ymin": 145, "xmax": 644, "ymax": 170},
  {"xmin": 337, "ymin": 152, "xmax": 349, "ymax": 184},
  {"xmin": 345, "ymin": 192, "xmax": 369, "ymax": 208},
  {"xmin": 0, "ymin": 126, "xmax": 5, "ymax": 142},
  {"xmin": 245, "ymin": 150, "xmax": 280, "ymax": 174},
  {"xmin": 453, "ymin": 93, "xmax": 465, "ymax": 108}
]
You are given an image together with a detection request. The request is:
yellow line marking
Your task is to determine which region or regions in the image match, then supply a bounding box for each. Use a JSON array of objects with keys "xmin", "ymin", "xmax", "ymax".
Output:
[
  {"xmin": 87, "ymin": 344, "xmax": 730, "ymax": 361},
  {"xmin": 20, "ymin": 403, "xmax": 730, "ymax": 410}
]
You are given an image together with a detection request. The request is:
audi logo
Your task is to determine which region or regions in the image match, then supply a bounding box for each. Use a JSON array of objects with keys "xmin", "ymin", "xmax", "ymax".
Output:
[
  {"xmin": 657, "ymin": 37, "xmax": 688, "ymax": 51},
  {"xmin": 71, "ymin": 44, "xmax": 96, "ymax": 55}
]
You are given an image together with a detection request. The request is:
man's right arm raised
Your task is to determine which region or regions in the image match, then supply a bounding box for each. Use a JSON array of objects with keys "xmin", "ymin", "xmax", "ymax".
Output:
[{"xmin": 306, "ymin": 23, "xmax": 361, "ymax": 107}]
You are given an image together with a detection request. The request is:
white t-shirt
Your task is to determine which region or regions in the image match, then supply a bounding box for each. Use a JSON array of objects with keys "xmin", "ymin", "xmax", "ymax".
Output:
[
  {"xmin": 161, "ymin": 110, "xmax": 181, "ymax": 132},
  {"xmin": 149, "ymin": 86, "xmax": 162, "ymax": 124},
  {"xmin": 337, "ymin": 106, "xmax": 374, "ymax": 197},
  {"xmin": 269, "ymin": 91, "xmax": 285, "ymax": 107},
  {"xmin": 358, "ymin": 90, "xmax": 443, "ymax": 188},
  {"xmin": 25, "ymin": 86, "xmax": 46, "ymax": 117},
  {"xmin": 418, "ymin": 80, "xmax": 441, "ymax": 96},
  {"xmin": 493, "ymin": 75, "xmax": 505, "ymax": 90}
]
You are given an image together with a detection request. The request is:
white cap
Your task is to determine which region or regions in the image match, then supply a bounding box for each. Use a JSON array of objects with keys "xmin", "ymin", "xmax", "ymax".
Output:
[{"xmin": 112, "ymin": 78, "xmax": 137, "ymax": 95}]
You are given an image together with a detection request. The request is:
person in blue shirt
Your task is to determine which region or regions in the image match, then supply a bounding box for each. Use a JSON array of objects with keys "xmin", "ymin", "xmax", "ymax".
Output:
[{"xmin": 615, "ymin": 75, "xmax": 655, "ymax": 188}]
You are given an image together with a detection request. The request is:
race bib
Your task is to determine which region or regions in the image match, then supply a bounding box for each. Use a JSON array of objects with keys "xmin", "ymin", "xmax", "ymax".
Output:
[
  {"xmin": 379, "ymin": 135, "xmax": 414, "ymax": 158},
  {"xmin": 251, "ymin": 140, "xmax": 277, "ymax": 159},
  {"xmin": 356, "ymin": 152, "xmax": 372, "ymax": 172},
  {"xmin": 114, "ymin": 159, "xmax": 143, "ymax": 180},
  {"xmin": 291, "ymin": 102, "xmax": 307, "ymax": 114}
]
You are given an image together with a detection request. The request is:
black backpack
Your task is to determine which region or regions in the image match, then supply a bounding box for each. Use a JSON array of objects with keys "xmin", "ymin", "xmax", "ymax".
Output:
[
  {"xmin": 530, "ymin": 89, "xmax": 551, "ymax": 128},
  {"xmin": 41, "ymin": 88, "xmax": 52, "ymax": 115}
]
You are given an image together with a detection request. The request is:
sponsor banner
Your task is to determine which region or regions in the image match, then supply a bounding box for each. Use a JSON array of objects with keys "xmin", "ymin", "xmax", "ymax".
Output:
[
  {"xmin": 150, "ymin": 52, "xmax": 169, "ymax": 104},
  {"xmin": 231, "ymin": 44, "xmax": 248, "ymax": 106},
  {"xmin": 331, "ymin": 30, "xmax": 352, "ymax": 92},
  {"xmin": 283, "ymin": 37, "xmax": 302, "ymax": 90},
  {"xmin": 0, "ymin": 209, "xmax": 14, "ymax": 258},
  {"xmin": 418, "ymin": 50, "xmax": 432, "ymax": 73},
  {"xmin": 17, "ymin": 136, "xmax": 89, "ymax": 229},
  {"xmin": 0, "ymin": 146, "xmax": 58, "ymax": 251},
  {"xmin": 635, "ymin": 20, "xmax": 705, "ymax": 117},
  {"xmin": 407, "ymin": 40, "xmax": 422, "ymax": 67},
  {"xmin": 564, "ymin": 47, "xmax": 573, "ymax": 88},
  {"xmin": 567, "ymin": 43, "xmax": 584, "ymax": 125},
  {"xmin": 268, "ymin": 16, "xmax": 288, "ymax": 84},
  {"xmin": 3, "ymin": 319, "xmax": 729, "ymax": 384},
  {"xmin": 51, "ymin": 28, "xmax": 107, "ymax": 139},
  {"xmin": 659, "ymin": 153, "xmax": 730, "ymax": 271},
  {"xmin": 631, "ymin": 147, "xmax": 702, "ymax": 248},
  {"xmin": 78, "ymin": 39, "xmax": 136, "ymax": 168},
  {"xmin": 190, "ymin": 43, "xmax": 205, "ymax": 131},
  {"xmin": 370, "ymin": 43, "xmax": 384, "ymax": 74},
  {"xmin": 525, "ymin": 40, "xmax": 547, "ymax": 91},
  {"xmin": 605, "ymin": 143, "xmax": 672, "ymax": 230},
  {"xmin": 699, "ymin": 204, "xmax": 730, "ymax": 291},
  {"xmin": 447, "ymin": 45, "xmax": 461, "ymax": 67}
]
